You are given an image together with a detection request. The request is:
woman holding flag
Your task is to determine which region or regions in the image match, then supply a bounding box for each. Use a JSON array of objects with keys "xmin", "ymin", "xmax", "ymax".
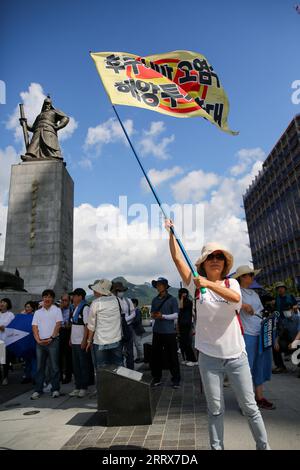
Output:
[
  {"xmin": 165, "ymin": 219, "xmax": 270, "ymax": 450},
  {"xmin": 90, "ymin": 49, "xmax": 268, "ymax": 448}
]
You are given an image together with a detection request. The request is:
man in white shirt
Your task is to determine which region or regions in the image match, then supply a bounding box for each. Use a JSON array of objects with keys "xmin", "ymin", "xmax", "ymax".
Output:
[
  {"xmin": 69, "ymin": 288, "xmax": 90, "ymax": 398},
  {"xmin": 111, "ymin": 281, "xmax": 136, "ymax": 370},
  {"xmin": 31, "ymin": 289, "xmax": 63, "ymax": 400}
]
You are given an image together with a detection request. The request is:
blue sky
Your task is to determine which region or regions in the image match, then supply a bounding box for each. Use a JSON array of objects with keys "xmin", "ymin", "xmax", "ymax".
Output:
[{"xmin": 1, "ymin": 0, "xmax": 300, "ymax": 288}]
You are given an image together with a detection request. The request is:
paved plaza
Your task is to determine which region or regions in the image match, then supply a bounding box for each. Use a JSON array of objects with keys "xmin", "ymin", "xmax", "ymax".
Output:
[{"xmin": 0, "ymin": 345, "xmax": 299, "ymax": 451}]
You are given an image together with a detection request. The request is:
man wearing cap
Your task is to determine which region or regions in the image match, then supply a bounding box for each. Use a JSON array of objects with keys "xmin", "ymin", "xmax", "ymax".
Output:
[
  {"xmin": 150, "ymin": 277, "xmax": 181, "ymax": 389},
  {"xmin": 69, "ymin": 288, "xmax": 90, "ymax": 398},
  {"xmin": 86, "ymin": 280, "xmax": 123, "ymax": 370},
  {"xmin": 111, "ymin": 281, "xmax": 136, "ymax": 370},
  {"xmin": 273, "ymin": 282, "xmax": 299, "ymax": 373},
  {"xmin": 274, "ymin": 282, "xmax": 298, "ymax": 318}
]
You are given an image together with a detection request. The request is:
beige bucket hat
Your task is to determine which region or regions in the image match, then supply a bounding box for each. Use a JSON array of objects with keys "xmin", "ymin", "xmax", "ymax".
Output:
[
  {"xmin": 195, "ymin": 242, "xmax": 234, "ymax": 276},
  {"xmin": 89, "ymin": 279, "xmax": 112, "ymax": 296},
  {"xmin": 232, "ymin": 265, "xmax": 261, "ymax": 279},
  {"xmin": 274, "ymin": 281, "xmax": 287, "ymax": 289}
]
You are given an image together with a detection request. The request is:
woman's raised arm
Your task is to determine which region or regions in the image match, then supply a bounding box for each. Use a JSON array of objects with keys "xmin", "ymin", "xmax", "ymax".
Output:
[{"xmin": 165, "ymin": 219, "xmax": 191, "ymax": 287}]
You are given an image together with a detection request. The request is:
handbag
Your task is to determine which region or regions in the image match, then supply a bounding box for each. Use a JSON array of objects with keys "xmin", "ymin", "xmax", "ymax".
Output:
[{"xmin": 116, "ymin": 298, "xmax": 132, "ymax": 343}]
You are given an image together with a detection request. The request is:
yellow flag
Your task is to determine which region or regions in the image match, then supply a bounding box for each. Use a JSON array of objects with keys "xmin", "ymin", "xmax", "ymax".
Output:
[{"xmin": 90, "ymin": 50, "xmax": 238, "ymax": 135}]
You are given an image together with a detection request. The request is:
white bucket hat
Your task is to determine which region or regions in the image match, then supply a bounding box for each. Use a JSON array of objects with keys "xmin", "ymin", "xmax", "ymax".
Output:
[
  {"xmin": 195, "ymin": 242, "xmax": 234, "ymax": 276},
  {"xmin": 89, "ymin": 279, "xmax": 112, "ymax": 296},
  {"xmin": 232, "ymin": 265, "xmax": 261, "ymax": 279}
]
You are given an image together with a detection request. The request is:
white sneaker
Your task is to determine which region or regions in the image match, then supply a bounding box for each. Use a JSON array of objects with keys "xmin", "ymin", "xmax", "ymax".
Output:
[
  {"xmin": 69, "ymin": 389, "xmax": 80, "ymax": 397},
  {"xmin": 31, "ymin": 392, "xmax": 40, "ymax": 400},
  {"xmin": 43, "ymin": 383, "xmax": 52, "ymax": 393},
  {"xmin": 78, "ymin": 389, "xmax": 87, "ymax": 398},
  {"xmin": 1, "ymin": 378, "xmax": 8, "ymax": 385},
  {"xmin": 181, "ymin": 360, "xmax": 187, "ymax": 365},
  {"xmin": 186, "ymin": 361, "xmax": 198, "ymax": 367},
  {"xmin": 52, "ymin": 391, "xmax": 60, "ymax": 398}
]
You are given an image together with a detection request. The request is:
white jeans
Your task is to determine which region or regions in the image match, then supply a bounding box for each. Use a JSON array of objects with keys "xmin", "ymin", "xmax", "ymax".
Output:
[{"xmin": 199, "ymin": 351, "xmax": 270, "ymax": 450}]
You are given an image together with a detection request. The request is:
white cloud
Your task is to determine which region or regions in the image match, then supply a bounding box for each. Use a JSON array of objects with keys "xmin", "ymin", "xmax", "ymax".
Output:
[
  {"xmin": 73, "ymin": 203, "xmax": 177, "ymax": 289},
  {"xmin": 84, "ymin": 118, "xmax": 134, "ymax": 154},
  {"xmin": 141, "ymin": 166, "xmax": 184, "ymax": 192},
  {"xmin": 82, "ymin": 118, "xmax": 174, "ymax": 168},
  {"xmin": 200, "ymin": 157, "xmax": 264, "ymax": 271},
  {"xmin": 138, "ymin": 121, "xmax": 175, "ymax": 160},
  {"xmin": 230, "ymin": 147, "xmax": 265, "ymax": 176},
  {"xmin": 171, "ymin": 170, "xmax": 220, "ymax": 203},
  {"xmin": 144, "ymin": 121, "xmax": 165, "ymax": 136},
  {"xmin": 6, "ymin": 82, "xmax": 78, "ymax": 145},
  {"xmin": 59, "ymin": 116, "xmax": 78, "ymax": 141}
]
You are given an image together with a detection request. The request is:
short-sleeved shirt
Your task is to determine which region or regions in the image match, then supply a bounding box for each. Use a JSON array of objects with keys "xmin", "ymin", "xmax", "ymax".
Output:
[
  {"xmin": 240, "ymin": 288, "xmax": 264, "ymax": 336},
  {"xmin": 185, "ymin": 276, "xmax": 244, "ymax": 359},
  {"xmin": 32, "ymin": 305, "xmax": 63, "ymax": 340},
  {"xmin": 71, "ymin": 305, "xmax": 90, "ymax": 345},
  {"xmin": 87, "ymin": 296, "xmax": 122, "ymax": 346},
  {"xmin": 151, "ymin": 294, "xmax": 178, "ymax": 334}
]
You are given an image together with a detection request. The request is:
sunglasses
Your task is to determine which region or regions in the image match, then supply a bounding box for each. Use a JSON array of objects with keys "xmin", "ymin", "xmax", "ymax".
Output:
[{"xmin": 206, "ymin": 253, "xmax": 226, "ymax": 261}]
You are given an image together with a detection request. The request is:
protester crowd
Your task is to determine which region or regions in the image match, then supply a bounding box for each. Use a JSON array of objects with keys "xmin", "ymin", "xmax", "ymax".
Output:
[{"xmin": 0, "ymin": 233, "xmax": 300, "ymax": 448}]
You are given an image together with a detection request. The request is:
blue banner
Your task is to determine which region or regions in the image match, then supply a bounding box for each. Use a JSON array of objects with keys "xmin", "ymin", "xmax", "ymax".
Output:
[{"xmin": 6, "ymin": 314, "xmax": 36, "ymax": 359}]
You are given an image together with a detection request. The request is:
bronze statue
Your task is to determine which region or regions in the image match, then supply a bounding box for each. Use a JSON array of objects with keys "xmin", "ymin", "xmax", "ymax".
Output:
[{"xmin": 19, "ymin": 96, "xmax": 70, "ymax": 162}]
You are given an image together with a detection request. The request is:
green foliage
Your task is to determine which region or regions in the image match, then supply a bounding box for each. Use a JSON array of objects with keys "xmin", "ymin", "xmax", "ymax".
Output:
[{"xmin": 141, "ymin": 306, "xmax": 150, "ymax": 319}]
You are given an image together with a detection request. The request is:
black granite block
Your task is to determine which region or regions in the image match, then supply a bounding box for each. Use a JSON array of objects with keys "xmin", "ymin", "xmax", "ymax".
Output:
[{"xmin": 96, "ymin": 367, "xmax": 153, "ymax": 427}]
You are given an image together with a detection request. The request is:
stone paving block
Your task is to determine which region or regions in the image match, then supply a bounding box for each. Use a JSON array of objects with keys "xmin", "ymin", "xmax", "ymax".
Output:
[
  {"xmin": 147, "ymin": 444, "xmax": 162, "ymax": 450},
  {"xmin": 178, "ymin": 446, "xmax": 197, "ymax": 450},
  {"xmin": 161, "ymin": 440, "xmax": 179, "ymax": 446}
]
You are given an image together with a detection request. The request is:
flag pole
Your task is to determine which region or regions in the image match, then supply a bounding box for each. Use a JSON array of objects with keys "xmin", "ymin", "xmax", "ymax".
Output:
[{"xmin": 112, "ymin": 105, "xmax": 205, "ymax": 292}]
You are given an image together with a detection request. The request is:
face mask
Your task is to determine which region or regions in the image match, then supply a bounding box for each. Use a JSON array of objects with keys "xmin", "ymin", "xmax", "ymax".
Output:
[
  {"xmin": 117, "ymin": 292, "xmax": 124, "ymax": 299},
  {"xmin": 283, "ymin": 310, "xmax": 293, "ymax": 319}
]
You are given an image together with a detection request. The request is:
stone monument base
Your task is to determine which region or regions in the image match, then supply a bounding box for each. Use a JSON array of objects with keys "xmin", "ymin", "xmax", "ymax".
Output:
[{"xmin": 3, "ymin": 160, "xmax": 74, "ymax": 297}]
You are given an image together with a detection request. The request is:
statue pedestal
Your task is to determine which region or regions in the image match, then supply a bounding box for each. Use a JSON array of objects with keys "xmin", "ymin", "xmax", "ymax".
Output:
[{"xmin": 3, "ymin": 160, "xmax": 73, "ymax": 298}]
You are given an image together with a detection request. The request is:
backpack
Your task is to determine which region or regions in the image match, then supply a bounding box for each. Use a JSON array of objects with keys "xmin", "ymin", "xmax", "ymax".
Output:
[{"xmin": 116, "ymin": 297, "xmax": 132, "ymax": 343}]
